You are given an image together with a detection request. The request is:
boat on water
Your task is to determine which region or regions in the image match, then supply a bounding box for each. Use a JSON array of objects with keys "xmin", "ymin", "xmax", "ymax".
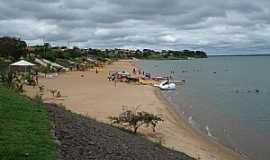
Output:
[
  {"xmin": 151, "ymin": 76, "xmax": 169, "ymax": 81},
  {"xmin": 155, "ymin": 80, "xmax": 176, "ymax": 90}
]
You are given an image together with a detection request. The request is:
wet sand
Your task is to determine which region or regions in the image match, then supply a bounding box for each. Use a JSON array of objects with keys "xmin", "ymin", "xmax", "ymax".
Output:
[{"xmin": 25, "ymin": 60, "xmax": 246, "ymax": 160}]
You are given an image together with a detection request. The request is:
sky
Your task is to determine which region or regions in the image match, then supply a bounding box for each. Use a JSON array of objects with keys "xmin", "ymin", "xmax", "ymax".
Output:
[{"xmin": 0, "ymin": 0, "xmax": 270, "ymax": 55}]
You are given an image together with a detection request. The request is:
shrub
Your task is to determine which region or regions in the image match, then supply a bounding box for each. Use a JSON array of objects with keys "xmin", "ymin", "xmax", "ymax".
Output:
[
  {"xmin": 109, "ymin": 106, "xmax": 163, "ymax": 133},
  {"xmin": 0, "ymin": 70, "xmax": 24, "ymax": 92},
  {"xmin": 39, "ymin": 65, "xmax": 53, "ymax": 77},
  {"xmin": 38, "ymin": 85, "xmax": 45, "ymax": 93},
  {"xmin": 24, "ymin": 73, "xmax": 36, "ymax": 86},
  {"xmin": 49, "ymin": 89, "xmax": 57, "ymax": 97},
  {"xmin": 33, "ymin": 94, "xmax": 43, "ymax": 105},
  {"xmin": 56, "ymin": 91, "xmax": 61, "ymax": 98}
]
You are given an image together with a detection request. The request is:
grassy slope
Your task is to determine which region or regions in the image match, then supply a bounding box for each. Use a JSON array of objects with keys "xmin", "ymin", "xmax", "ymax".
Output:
[{"xmin": 0, "ymin": 86, "xmax": 56, "ymax": 160}]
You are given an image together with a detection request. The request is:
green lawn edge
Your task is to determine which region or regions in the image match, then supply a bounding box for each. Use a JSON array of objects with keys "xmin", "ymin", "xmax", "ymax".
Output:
[{"xmin": 0, "ymin": 86, "xmax": 57, "ymax": 160}]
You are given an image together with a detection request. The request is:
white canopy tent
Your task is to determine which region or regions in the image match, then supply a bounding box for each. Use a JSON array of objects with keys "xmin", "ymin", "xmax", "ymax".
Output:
[
  {"xmin": 10, "ymin": 60, "xmax": 35, "ymax": 66},
  {"xmin": 10, "ymin": 60, "xmax": 35, "ymax": 73}
]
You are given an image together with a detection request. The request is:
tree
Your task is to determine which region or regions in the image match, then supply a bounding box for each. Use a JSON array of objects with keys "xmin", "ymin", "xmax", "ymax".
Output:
[
  {"xmin": 39, "ymin": 64, "xmax": 52, "ymax": 77},
  {"xmin": 0, "ymin": 37, "xmax": 27, "ymax": 60},
  {"xmin": 109, "ymin": 106, "xmax": 163, "ymax": 133}
]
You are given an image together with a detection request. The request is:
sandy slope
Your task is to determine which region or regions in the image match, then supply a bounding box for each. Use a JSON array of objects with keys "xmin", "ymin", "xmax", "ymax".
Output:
[{"xmin": 25, "ymin": 60, "xmax": 246, "ymax": 160}]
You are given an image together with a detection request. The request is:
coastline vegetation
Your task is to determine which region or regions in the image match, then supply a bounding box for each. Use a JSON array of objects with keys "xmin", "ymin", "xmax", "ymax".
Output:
[{"xmin": 0, "ymin": 36, "xmax": 208, "ymax": 68}]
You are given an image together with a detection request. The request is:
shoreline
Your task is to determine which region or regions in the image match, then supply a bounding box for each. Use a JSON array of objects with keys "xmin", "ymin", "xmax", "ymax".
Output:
[
  {"xmin": 24, "ymin": 60, "xmax": 246, "ymax": 160},
  {"xmin": 126, "ymin": 59, "xmax": 246, "ymax": 160},
  {"xmin": 154, "ymin": 88, "xmax": 248, "ymax": 160}
]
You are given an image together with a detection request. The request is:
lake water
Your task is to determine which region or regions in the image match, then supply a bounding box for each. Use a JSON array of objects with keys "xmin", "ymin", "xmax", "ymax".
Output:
[{"xmin": 137, "ymin": 56, "xmax": 270, "ymax": 160}]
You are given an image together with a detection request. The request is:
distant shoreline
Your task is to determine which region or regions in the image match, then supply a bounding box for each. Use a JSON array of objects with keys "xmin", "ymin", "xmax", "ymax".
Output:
[{"xmin": 208, "ymin": 54, "xmax": 270, "ymax": 57}]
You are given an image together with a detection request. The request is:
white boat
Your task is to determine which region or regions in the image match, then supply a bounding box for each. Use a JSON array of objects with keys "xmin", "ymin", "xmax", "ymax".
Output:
[{"xmin": 155, "ymin": 80, "xmax": 176, "ymax": 90}]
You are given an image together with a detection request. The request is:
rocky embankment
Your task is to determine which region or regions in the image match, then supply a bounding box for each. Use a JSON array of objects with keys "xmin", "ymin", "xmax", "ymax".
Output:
[{"xmin": 45, "ymin": 103, "xmax": 195, "ymax": 160}]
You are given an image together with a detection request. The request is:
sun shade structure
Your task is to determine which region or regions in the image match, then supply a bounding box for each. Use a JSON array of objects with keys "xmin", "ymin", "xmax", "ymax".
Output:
[
  {"xmin": 42, "ymin": 59, "xmax": 69, "ymax": 71},
  {"xmin": 10, "ymin": 60, "xmax": 35, "ymax": 73},
  {"xmin": 34, "ymin": 58, "xmax": 47, "ymax": 67},
  {"xmin": 10, "ymin": 60, "xmax": 35, "ymax": 66}
]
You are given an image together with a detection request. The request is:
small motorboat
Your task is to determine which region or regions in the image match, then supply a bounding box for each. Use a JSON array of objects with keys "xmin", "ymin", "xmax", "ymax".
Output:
[{"xmin": 155, "ymin": 80, "xmax": 176, "ymax": 90}]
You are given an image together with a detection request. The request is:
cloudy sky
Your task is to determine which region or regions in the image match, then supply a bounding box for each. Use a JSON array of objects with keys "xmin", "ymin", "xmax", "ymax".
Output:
[{"xmin": 1, "ymin": 0, "xmax": 270, "ymax": 54}]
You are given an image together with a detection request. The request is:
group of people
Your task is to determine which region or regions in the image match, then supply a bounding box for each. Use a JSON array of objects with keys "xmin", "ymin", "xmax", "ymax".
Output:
[
  {"xmin": 132, "ymin": 68, "xmax": 144, "ymax": 75},
  {"xmin": 107, "ymin": 72, "xmax": 116, "ymax": 81}
]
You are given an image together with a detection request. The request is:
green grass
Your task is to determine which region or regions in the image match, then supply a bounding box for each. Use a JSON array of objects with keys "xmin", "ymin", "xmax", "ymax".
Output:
[{"xmin": 0, "ymin": 86, "xmax": 57, "ymax": 160}]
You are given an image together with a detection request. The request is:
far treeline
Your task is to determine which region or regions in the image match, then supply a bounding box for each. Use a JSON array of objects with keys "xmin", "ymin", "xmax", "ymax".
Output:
[{"xmin": 0, "ymin": 36, "xmax": 207, "ymax": 63}]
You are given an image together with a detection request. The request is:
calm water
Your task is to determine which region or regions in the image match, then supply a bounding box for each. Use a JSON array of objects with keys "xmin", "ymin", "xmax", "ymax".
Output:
[{"xmin": 137, "ymin": 56, "xmax": 270, "ymax": 160}]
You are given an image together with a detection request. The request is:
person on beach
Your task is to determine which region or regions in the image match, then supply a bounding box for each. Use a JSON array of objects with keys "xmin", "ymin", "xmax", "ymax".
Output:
[
  {"xmin": 35, "ymin": 75, "xmax": 39, "ymax": 85},
  {"xmin": 133, "ymin": 68, "xmax": 136, "ymax": 74},
  {"xmin": 108, "ymin": 73, "xmax": 111, "ymax": 81},
  {"xmin": 31, "ymin": 76, "xmax": 35, "ymax": 88}
]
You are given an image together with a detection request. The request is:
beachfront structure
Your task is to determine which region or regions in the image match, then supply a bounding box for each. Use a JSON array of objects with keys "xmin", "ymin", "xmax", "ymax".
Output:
[
  {"xmin": 9, "ymin": 60, "xmax": 35, "ymax": 73},
  {"xmin": 34, "ymin": 58, "xmax": 47, "ymax": 67},
  {"xmin": 86, "ymin": 58, "xmax": 97, "ymax": 63},
  {"xmin": 34, "ymin": 58, "xmax": 69, "ymax": 71},
  {"xmin": 42, "ymin": 59, "xmax": 69, "ymax": 71}
]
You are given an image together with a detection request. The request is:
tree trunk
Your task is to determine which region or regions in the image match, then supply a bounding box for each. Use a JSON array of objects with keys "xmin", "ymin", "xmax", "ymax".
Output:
[{"xmin": 134, "ymin": 126, "xmax": 138, "ymax": 133}]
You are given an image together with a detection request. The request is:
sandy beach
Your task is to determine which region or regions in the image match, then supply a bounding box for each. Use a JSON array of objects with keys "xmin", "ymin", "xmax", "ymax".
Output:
[{"xmin": 25, "ymin": 60, "xmax": 246, "ymax": 160}]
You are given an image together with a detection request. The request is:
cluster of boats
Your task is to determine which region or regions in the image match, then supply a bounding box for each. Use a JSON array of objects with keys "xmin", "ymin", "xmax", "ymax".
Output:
[{"xmin": 109, "ymin": 70, "xmax": 182, "ymax": 90}]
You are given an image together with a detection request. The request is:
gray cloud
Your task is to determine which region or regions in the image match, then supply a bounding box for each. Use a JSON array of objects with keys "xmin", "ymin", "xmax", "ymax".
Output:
[{"xmin": 0, "ymin": 0, "xmax": 270, "ymax": 54}]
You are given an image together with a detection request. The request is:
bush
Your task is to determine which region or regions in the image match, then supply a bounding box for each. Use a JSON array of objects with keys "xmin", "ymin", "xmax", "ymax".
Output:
[
  {"xmin": 39, "ymin": 65, "xmax": 54, "ymax": 77},
  {"xmin": 109, "ymin": 106, "xmax": 163, "ymax": 133},
  {"xmin": 49, "ymin": 89, "xmax": 58, "ymax": 97},
  {"xmin": 33, "ymin": 94, "xmax": 43, "ymax": 105},
  {"xmin": 24, "ymin": 73, "xmax": 36, "ymax": 86},
  {"xmin": 0, "ymin": 70, "xmax": 24, "ymax": 92}
]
